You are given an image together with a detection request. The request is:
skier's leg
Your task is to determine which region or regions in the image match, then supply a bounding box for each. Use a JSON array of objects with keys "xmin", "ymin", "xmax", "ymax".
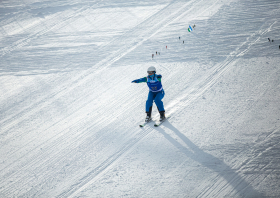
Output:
[
  {"xmin": 147, "ymin": 106, "xmax": 152, "ymax": 117},
  {"xmin": 146, "ymin": 91, "xmax": 155, "ymax": 114},
  {"xmin": 155, "ymin": 90, "xmax": 165, "ymax": 121},
  {"xmin": 154, "ymin": 90, "xmax": 165, "ymax": 112}
]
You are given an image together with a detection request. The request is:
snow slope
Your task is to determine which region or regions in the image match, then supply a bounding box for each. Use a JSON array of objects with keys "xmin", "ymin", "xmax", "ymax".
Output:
[{"xmin": 1, "ymin": 0, "xmax": 280, "ymax": 197}]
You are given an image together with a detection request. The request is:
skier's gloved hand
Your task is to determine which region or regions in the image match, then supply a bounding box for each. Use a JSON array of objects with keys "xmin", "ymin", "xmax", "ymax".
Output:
[{"xmin": 131, "ymin": 80, "xmax": 139, "ymax": 83}]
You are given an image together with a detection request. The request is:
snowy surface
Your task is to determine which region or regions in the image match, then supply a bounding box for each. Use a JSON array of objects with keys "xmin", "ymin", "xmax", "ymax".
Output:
[{"xmin": 1, "ymin": 0, "xmax": 280, "ymax": 197}]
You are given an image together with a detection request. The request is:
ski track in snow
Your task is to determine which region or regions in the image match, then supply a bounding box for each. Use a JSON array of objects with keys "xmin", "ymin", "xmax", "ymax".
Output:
[
  {"xmin": 1, "ymin": 0, "xmax": 280, "ymax": 197},
  {"xmin": 167, "ymin": 19, "xmax": 277, "ymax": 115}
]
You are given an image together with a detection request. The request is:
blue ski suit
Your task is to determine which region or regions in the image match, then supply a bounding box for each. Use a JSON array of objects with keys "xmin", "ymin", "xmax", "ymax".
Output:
[{"xmin": 131, "ymin": 74, "xmax": 165, "ymax": 113}]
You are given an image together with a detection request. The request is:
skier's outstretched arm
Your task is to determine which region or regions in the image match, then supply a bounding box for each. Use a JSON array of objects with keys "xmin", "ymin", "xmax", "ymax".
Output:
[{"xmin": 131, "ymin": 77, "xmax": 147, "ymax": 83}]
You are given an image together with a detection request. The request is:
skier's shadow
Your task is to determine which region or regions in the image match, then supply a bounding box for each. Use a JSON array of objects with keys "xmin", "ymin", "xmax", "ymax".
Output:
[{"xmin": 153, "ymin": 122, "xmax": 263, "ymax": 197}]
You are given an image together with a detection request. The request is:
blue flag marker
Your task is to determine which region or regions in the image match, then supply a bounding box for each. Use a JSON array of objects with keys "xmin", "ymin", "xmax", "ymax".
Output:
[{"xmin": 188, "ymin": 25, "xmax": 193, "ymax": 32}]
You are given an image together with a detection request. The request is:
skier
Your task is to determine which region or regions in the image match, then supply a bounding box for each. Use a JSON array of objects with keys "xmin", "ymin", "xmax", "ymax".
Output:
[{"xmin": 131, "ymin": 66, "xmax": 166, "ymax": 122}]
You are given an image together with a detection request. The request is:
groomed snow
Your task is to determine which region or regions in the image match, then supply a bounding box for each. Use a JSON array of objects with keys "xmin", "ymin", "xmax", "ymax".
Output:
[{"xmin": 1, "ymin": 0, "xmax": 280, "ymax": 197}]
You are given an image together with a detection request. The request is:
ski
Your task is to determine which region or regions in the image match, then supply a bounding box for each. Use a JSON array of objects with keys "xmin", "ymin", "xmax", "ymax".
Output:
[
  {"xmin": 139, "ymin": 118, "xmax": 153, "ymax": 127},
  {"xmin": 154, "ymin": 115, "xmax": 171, "ymax": 127}
]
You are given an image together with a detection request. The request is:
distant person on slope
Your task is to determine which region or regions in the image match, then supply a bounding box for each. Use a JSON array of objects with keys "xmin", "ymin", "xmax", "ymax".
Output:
[{"xmin": 131, "ymin": 66, "xmax": 166, "ymax": 122}]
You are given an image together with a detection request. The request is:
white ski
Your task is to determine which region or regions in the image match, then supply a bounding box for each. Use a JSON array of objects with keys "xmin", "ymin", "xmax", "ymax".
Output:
[
  {"xmin": 154, "ymin": 115, "xmax": 171, "ymax": 127},
  {"xmin": 139, "ymin": 118, "xmax": 153, "ymax": 127}
]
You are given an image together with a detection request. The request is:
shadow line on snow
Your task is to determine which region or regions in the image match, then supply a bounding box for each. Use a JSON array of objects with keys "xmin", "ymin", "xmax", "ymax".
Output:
[{"xmin": 153, "ymin": 122, "xmax": 264, "ymax": 197}]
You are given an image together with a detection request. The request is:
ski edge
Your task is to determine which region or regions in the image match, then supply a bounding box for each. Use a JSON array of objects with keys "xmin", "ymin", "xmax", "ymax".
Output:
[
  {"xmin": 154, "ymin": 115, "xmax": 171, "ymax": 127},
  {"xmin": 139, "ymin": 119, "xmax": 153, "ymax": 127}
]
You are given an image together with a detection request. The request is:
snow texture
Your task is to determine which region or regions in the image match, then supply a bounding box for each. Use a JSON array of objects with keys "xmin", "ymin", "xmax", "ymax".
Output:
[{"xmin": 1, "ymin": 0, "xmax": 280, "ymax": 197}]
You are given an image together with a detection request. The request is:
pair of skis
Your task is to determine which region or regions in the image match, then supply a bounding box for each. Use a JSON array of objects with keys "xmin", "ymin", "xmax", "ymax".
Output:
[{"xmin": 139, "ymin": 115, "xmax": 170, "ymax": 127}]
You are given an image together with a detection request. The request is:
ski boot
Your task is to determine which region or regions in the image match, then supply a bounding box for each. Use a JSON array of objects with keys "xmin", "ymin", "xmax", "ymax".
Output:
[
  {"xmin": 159, "ymin": 111, "xmax": 166, "ymax": 122},
  {"xmin": 145, "ymin": 107, "xmax": 152, "ymax": 122},
  {"xmin": 145, "ymin": 115, "xmax": 152, "ymax": 122}
]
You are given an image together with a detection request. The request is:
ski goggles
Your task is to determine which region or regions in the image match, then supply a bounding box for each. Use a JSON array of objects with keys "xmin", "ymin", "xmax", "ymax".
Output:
[{"xmin": 147, "ymin": 71, "xmax": 155, "ymax": 74}]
